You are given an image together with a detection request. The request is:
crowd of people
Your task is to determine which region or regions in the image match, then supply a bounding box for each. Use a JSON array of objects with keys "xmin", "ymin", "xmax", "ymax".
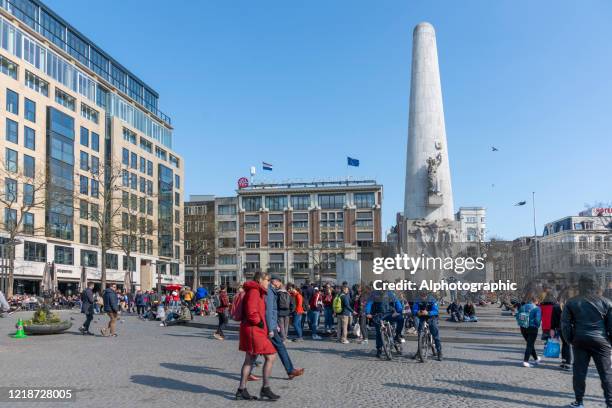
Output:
[
  {"xmin": 512, "ymin": 274, "xmax": 612, "ymax": 408},
  {"xmin": 3, "ymin": 269, "xmax": 610, "ymax": 407}
]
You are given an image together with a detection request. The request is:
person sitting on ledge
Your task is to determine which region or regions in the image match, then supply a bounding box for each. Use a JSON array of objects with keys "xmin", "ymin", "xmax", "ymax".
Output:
[
  {"xmin": 446, "ymin": 300, "xmax": 463, "ymax": 322},
  {"xmin": 463, "ymin": 300, "xmax": 478, "ymax": 322}
]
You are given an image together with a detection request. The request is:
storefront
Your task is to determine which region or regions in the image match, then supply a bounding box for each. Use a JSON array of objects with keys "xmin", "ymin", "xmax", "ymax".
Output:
[{"xmin": 14, "ymin": 278, "xmax": 41, "ymax": 295}]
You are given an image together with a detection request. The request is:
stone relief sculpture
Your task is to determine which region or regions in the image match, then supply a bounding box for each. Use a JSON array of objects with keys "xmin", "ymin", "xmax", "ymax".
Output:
[{"xmin": 426, "ymin": 153, "xmax": 442, "ymax": 195}]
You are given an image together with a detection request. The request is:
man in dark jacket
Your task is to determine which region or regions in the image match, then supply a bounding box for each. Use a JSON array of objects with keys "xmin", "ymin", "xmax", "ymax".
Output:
[
  {"xmin": 562, "ymin": 274, "xmax": 612, "ymax": 408},
  {"xmin": 266, "ymin": 275, "xmax": 304, "ymax": 380},
  {"xmin": 338, "ymin": 286, "xmax": 355, "ymax": 344},
  {"xmin": 101, "ymin": 284, "xmax": 119, "ymax": 337},
  {"xmin": 79, "ymin": 282, "xmax": 95, "ymax": 335}
]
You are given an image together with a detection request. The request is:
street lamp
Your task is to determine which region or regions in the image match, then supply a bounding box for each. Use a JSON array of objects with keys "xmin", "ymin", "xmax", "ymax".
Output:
[{"xmin": 154, "ymin": 261, "xmax": 169, "ymax": 293}]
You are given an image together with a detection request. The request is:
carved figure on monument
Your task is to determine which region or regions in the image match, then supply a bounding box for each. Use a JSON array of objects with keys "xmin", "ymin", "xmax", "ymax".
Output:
[{"xmin": 427, "ymin": 153, "xmax": 442, "ymax": 195}]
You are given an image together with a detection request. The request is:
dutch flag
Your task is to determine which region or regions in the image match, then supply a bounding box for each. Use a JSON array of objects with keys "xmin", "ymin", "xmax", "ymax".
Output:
[{"xmin": 262, "ymin": 162, "xmax": 273, "ymax": 171}]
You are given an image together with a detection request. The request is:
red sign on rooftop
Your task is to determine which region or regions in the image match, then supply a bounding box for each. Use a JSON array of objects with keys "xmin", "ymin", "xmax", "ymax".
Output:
[{"xmin": 237, "ymin": 177, "xmax": 249, "ymax": 189}]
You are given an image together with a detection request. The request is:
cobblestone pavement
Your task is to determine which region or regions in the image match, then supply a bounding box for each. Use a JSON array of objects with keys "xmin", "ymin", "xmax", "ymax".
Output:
[{"xmin": 0, "ymin": 310, "xmax": 607, "ymax": 408}]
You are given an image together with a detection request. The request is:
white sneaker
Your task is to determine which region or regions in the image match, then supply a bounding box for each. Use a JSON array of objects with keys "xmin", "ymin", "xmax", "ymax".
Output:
[
  {"xmin": 363, "ymin": 339, "xmax": 368, "ymax": 344},
  {"xmin": 569, "ymin": 401, "xmax": 584, "ymax": 408},
  {"xmin": 341, "ymin": 339, "xmax": 349, "ymax": 344},
  {"xmin": 522, "ymin": 361, "xmax": 533, "ymax": 368},
  {"xmin": 312, "ymin": 335, "xmax": 321, "ymax": 340},
  {"xmin": 533, "ymin": 357, "xmax": 542, "ymax": 365}
]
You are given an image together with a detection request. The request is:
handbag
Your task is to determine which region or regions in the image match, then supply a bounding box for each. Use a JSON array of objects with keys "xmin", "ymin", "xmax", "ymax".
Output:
[{"xmin": 543, "ymin": 338, "xmax": 561, "ymax": 358}]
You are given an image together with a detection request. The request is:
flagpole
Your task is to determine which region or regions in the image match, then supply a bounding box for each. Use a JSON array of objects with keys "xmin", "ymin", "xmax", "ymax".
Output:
[{"xmin": 532, "ymin": 191, "xmax": 540, "ymax": 277}]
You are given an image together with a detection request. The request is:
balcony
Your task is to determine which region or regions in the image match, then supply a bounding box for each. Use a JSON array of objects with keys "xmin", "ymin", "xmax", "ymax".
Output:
[
  {"xmin": 268, "ymin": 223, "xmax": 284, "ymax": 232},
  {"xmin": 290, "ymin": 267, "xmax": 313, "ymax": 278},
  {"xmin": 245, "ymin": 224, "xmax": 260, "ymax": 232},
  {"xmin": 267, "ymin": 267, "xmax": 286, "ymax": 274}
]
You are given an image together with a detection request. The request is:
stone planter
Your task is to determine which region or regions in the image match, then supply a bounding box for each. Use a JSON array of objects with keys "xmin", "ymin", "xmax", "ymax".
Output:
[{"xmin": 24, "ymin": 321, "xmax": 72, "ymax": 335}]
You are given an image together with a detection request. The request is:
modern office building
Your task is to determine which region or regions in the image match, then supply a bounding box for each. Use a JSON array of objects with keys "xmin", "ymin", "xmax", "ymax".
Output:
[
  {"xmin": 237, "ymin": 179, "xmax": 382, "ymax": 284},
  {"xmin": 455, "ymin": 207, "xmax": 486, "ymax": 242},
  {"xmin": 184, "ymin": 195, "xmax": 239, "ymax": 293},
  {"xmin": 0, "ymin": 0, "xmax": 183, "ymax": 295}
]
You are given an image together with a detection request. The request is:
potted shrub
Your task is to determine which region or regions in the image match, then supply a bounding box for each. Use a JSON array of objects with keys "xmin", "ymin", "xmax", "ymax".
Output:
[{"xmin": 22, "ymin": 305, "xmax": 72, "ymax": 335}]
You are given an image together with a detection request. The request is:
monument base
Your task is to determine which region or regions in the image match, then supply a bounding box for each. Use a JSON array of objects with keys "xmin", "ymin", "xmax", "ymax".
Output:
[{"xmin": 427, "ymin": 194, "xmax": 444, "ymax": 207}]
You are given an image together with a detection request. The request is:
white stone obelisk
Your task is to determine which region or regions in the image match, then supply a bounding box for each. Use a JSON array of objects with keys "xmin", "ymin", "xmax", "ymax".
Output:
[{"xmin": 404, "ymin": 22, "xmax": 454, "ymax": 221}]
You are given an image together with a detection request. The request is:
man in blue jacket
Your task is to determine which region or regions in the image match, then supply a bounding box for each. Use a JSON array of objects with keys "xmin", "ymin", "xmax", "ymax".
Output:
[
  {"xmin": 266, "ymin": 275, "xmax": 304, "ymax": 380},
  {"xmin": 366, "ymin": 287, "xmax": 404, "ymax": 358},
  {"xmin": 516, "ymin": 295, "xmax": 542, "ymax": 368},
  {"xmin": 101, "ymin": 284, "xmax": 119, "ymax": 337},
  {"xmin": 413, "ymin": 291, "xmax": 442, "ymax": 361}
]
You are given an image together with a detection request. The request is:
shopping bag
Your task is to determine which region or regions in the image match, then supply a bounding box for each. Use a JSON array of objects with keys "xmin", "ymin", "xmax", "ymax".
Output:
[
  {"xmin": 353, "ymin": 322, "xmax": 361, "ymax": 337},
  {"xmin": 543, "ymin": 339, "xmax": 560, "ymax": 358}
]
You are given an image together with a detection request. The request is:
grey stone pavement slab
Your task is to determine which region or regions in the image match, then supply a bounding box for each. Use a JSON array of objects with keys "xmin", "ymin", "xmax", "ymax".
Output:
[{"xmin": 0, "ymin": 308, "xmax": 607, "ymax": 408}]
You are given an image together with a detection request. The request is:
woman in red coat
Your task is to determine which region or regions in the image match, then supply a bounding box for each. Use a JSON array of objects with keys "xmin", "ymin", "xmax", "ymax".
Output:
[{"xmin": 236, "ymin": 272, "xmax": 279, "ymax": 401}]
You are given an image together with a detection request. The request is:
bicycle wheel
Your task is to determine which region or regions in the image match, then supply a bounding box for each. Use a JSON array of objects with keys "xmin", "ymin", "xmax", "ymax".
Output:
[{"xmin": 382, "ymin": 326, "xmax": 393, "ymax": 360}]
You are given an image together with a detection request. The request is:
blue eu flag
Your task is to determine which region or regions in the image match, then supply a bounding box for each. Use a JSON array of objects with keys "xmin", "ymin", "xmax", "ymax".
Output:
[{"xmin": 347, "ymin": 157, "xmax": 359, "ymax": 167}]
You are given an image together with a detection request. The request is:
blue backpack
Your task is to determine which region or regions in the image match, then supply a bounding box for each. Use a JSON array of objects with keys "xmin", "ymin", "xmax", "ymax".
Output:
[{"xmin": 517, "ymin": 304, "xmax": 532, "ymax": 328}]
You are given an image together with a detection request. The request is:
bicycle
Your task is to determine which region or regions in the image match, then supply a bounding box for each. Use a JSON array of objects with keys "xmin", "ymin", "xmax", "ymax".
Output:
[
  {"xmin": 378, "ymin": 316, "xmax": 403, "ymax": 360},
  {"xmin": 416, "ymin": 318, "xmax": 437, "ymax": 362}
]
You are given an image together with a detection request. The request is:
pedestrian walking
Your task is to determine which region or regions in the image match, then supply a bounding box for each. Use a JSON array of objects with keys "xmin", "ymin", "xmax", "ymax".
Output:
[
  {"xmin": 266, "ymin": 275, "xmax": 305, "ymax": 380},
  {"xmin": 101, "ymin": 284, "xmax": 119, "ymax": 337},
  {"xmin": 562, "ymin": 274, "xmax": 612, "ymax": 408},
  {"xmin": 214, "ymin": 285, "xmax": 230, "ymax": 340},
  {"xmin": 79, "ymin": 282, "xmax": 95, "ymax": 335},
  {"xmin": 135, "ymin": 290, "xmax": 146, "ymax": 316},
  {"xmin": 289, "ymin": 286, "xmax": 304, "ymax": 342},
  {"xmin": 516, "ymin": 295, "xmax": 542, "ymax": 368},
  {"xmin": 236, "ymin": 272, "xmax": 279, "ymax": 401},
  {"xmin": 550, "ymin": 295, "xmax": 572, "ymax": 371},
  {"xmin": 276, "ymin": 284, "xmax": 291, "ymax": 341}
]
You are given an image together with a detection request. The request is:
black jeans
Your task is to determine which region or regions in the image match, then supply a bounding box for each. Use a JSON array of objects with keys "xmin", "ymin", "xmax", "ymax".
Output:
[
  {"xmin": 216, "ymin": 311, "xmax": 227, "ymax": 336},
  {"xmin": 572, "ymin": 341, "xmax": 612, "ymax": 406},
  {"xmin": 83, "ymin": 313, "xmax": 93, "ymax": 331},
  {"xmin": 560, "ymin": 332, "xmax": 573, "ymax": 365},
  {"xmin": 520, "ymin": 327, "xmax": 539, "ymax": 362},
  {"xmin": 136, "ymin": 305, "xmax": 145, "ymax": 315}
]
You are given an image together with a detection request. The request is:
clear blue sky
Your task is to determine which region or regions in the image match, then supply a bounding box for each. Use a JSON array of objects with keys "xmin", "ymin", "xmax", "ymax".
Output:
[{"xmin": 47, "ymin": 0, "xmax": 612, "ymax": 240}]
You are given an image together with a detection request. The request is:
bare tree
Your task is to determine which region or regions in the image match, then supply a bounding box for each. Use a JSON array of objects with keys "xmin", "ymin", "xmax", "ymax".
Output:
[
  {"xmin": 0, "ymin": 162, "xmax": 48, "ymax": 297},
  {"xmin": 83, "ymin": 162, "xmax": 128, "ymax": 292},
  {"xmin": 112, "ymin": 191, "xmax": 157, "ymax": 293},
  {"xmin": 185, "ymin": 202, "xmax": 215, "ymax": 289}
]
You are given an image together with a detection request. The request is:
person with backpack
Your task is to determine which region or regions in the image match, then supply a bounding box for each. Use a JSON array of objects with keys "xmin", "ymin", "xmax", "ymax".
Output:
[
  {"xmin": 289, "ymin": 285, "xmax": 304, "ymax": 342},
  {"xmin": 516, "ymin": 294, "xmax": 542, "ymax": 368},
  {"xmin": 266, "ymin": 275, "xmax": 305, "ymax": 380},
  {"xmin": 276, "ymin": 284, "xmax": 291, "ymax": 342},
  {"xmin": 214, "ymin": 285, "xmax": 230, "ymax": 340},
  {"xmin": 236, "ymin": 272, "xmax": 279, "ymax": 401},
  {"xmin": 562, "ymin": 274, "xmax": 612, "ymax": 408}
]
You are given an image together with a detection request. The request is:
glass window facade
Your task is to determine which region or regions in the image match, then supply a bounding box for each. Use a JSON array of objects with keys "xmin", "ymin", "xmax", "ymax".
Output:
[
  {"xmin": 54, "ymin": 245, "xmax": 74, "ymax": 265},
  {"xmin": 24, "ymin": 98, "xmax": 35, "ymax": 122},
  {"xmin": 158, "ymin": 164, "xmax": 174, "ymax": 257},
  {"xmin": 46, "ymin": 107, "xmax": 74, "ymax": 240},
  {"xmin": 6, "ymin": 89, "xmax": 18, "ymax": 114},
  {"xmin": 318, "ymin": 194, "xmax": 345, "ymax": 209},
  {"xmin": 0, "ymin": 14, "xmax": 172, "ymax": 146}
]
